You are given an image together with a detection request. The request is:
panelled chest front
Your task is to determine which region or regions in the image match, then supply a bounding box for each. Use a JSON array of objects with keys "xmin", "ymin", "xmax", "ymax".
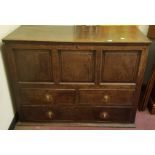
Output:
[{"xmin": 2, "ymin": 26, "xmax": 150, "ymax": 125}]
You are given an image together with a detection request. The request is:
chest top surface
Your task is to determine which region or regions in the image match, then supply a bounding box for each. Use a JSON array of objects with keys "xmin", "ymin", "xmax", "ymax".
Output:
[{"xmin": 2, "ymin": 25, "xmax": 151, "ymax": 44}]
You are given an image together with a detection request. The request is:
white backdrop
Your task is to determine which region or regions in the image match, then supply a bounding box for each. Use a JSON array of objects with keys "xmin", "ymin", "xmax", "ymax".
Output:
[{"xmin": 0, "ymin": 25, "xmax": 19, "ymax": 129}]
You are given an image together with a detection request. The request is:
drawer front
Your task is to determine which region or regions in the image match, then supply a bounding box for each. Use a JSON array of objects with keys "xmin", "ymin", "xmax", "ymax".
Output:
[
  {"xmin": 79, "ymin": 89, "xmax": 134, "ymax": 106},
  {"xmin": 20, "ymin": 88, "xmax": 76, "ymax": 105},
  {"xmin": 19, "ymin": 106, "xmax": 134, "ymax": 123}
]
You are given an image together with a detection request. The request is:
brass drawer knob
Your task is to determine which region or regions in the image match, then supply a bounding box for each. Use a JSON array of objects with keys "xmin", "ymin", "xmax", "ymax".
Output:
[
  {"xmin": 45, "ymin": 93, "xmax": 53, "ymax": 102},
  {"xmin": 47, "ymin": 111, "xmax": 54, "ymax": 119},
  {"xmin": 99, "ymin": 111, "xmax": 109, "ymax": 119},
  {"xmin": 102, "ymin": 95, "xmax": 109, "ymax": 103}
]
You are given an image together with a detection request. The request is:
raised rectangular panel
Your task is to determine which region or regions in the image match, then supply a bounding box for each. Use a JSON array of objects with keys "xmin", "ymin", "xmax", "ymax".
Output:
[
  {"xmin": 102, "ymin": 51, "xmax": 140, "ymax": 82},
  {"xmin": 14, "ymin": 49, "xmax": 53, "ymax": 82},
  {"xmin": 59, "ymin": 50, "xmax": 96, "ymax": 82}
]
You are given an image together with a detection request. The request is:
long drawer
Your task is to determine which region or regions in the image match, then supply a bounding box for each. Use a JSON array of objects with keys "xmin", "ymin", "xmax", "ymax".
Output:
[
  {"xmin": 20, "ymin": 88, "xmax": 135, "ymax": 106},
  {"xmin": 20, "ymin": 88, "xmax": 76, "ymax": 105},
  {"xmin": 19, "ymin": 106, "xmax": 134, "ymax": 123},
  {"xmin": 79, "ymin": 89, "xmax": 135, "ymax": 106}
]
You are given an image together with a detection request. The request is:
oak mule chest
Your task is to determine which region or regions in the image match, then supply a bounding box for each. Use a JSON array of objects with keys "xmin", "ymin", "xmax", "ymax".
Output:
[{"xmin": 2, "ymin": 26, "xmax": 150, "ymax": 126}]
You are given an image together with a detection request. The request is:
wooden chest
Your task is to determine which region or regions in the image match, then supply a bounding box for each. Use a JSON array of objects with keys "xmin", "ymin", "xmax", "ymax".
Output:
[{"xmin": 2, "ymin": 25, "xmax": 151, "ymax": 125}]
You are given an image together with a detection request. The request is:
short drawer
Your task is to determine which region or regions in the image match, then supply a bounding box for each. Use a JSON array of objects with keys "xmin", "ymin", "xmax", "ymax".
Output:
[
  {"xmin": 19, "ymin": 106, "xmax": 134, "ymax": 123},
  {"xmin": 20, "ymin": 88, "xmax": 76, "ymax": 105},
  {"xmin": 79, "ymin": 89, "xmax": 135, "ymax": 106}
]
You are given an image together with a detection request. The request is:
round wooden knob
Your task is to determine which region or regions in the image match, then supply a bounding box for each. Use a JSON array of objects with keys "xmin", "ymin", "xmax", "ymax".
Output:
[
  {"xmin": 102, "ymin": 95, "xmax": 109, "ymax": 103},
  {"xmin": 45, "ymin": 93, "xmax": 53, "ymax": 102},
  {"xmin": 99, "ymin": 111, "xmax": 109, "ymax": 119},
  {"xmin": 47, "ymin": 111, "xmax": 54, "ymax": 119}
]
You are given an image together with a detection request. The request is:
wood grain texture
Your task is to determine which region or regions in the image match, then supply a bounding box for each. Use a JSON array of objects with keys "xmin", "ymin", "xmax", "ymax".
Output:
[
  {"xmin": 102, "ymin": 51, "xmax": 140, "ymax": 82},
  {"xmin": 79, "ymin": 89, "xmax": 135, "ymax": 106},
  {"xmin": 15, "ymin": 122, "xmax": 135, "ymax": 129},
  {"xmin": 2, "ymin": 26, "xmax": 150, "ymax": 125},
  {"xmin": 19, "ymin": 106, "xmax": 134, "ymax": 123},
  {"xmin": 2, "ymin": 25, "xmax": 151, "ymax": 44},
  {"xmin": 14, "ymin": 49, "xmax": 53, "ymax": 82},
  {"xmin": 20, "ymin": 88, "xmax": 76, "ymax": 105},
  {"xmin": 59, "ymin": 50, "xmax": 95, "ymax": 82}
]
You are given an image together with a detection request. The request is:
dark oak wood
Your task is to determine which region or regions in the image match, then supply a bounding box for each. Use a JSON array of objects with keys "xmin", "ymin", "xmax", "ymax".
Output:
[
  {"xmin": 140, "ymin": 63, "xmax": 155, "ymax": 114},
  {"xmin": 3, "ymin": 26, "xmax": 150, "ymax": 44},
  {"xmin": 139, "ymin": 64, "xmax": 155, "ymax": 111},
  {"xmin": 59, "ymin": 50, "xmax": 95, "ymax": 82},
  {"xmin": 20, "ymin": 88, "xmax": 76, "ymax": 105},
  {"xmin": 2, "ymin": 25, "xmax": 150, "ymax": 126},
  {"xmin": 14, "ymin": 49, "xmax": 53, "ymax": 82},
  {"xmin": 79, "ymin": 89, "xmax": 135, "ymax": 106},
  {"xmin": 149, "ymin": 83, "xmax": 155, "ymax": 114},
  {"xmin": 15, "ymin": 122, "xmax": 135, "ymax": 129},
  {"xmin": 102, "ymin": 51, "xmax": 140, "ymax": 82},
  {"xmin": 19, "ymin": 106, "xmax": 134, "ymax": 123},
  {"xmin": 148, "ymin": 97, "xmax": 155, "ymax": 114},
  {"xmin": 147, "ymin": 25, "xmax": 155, "ymax": 39}
]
